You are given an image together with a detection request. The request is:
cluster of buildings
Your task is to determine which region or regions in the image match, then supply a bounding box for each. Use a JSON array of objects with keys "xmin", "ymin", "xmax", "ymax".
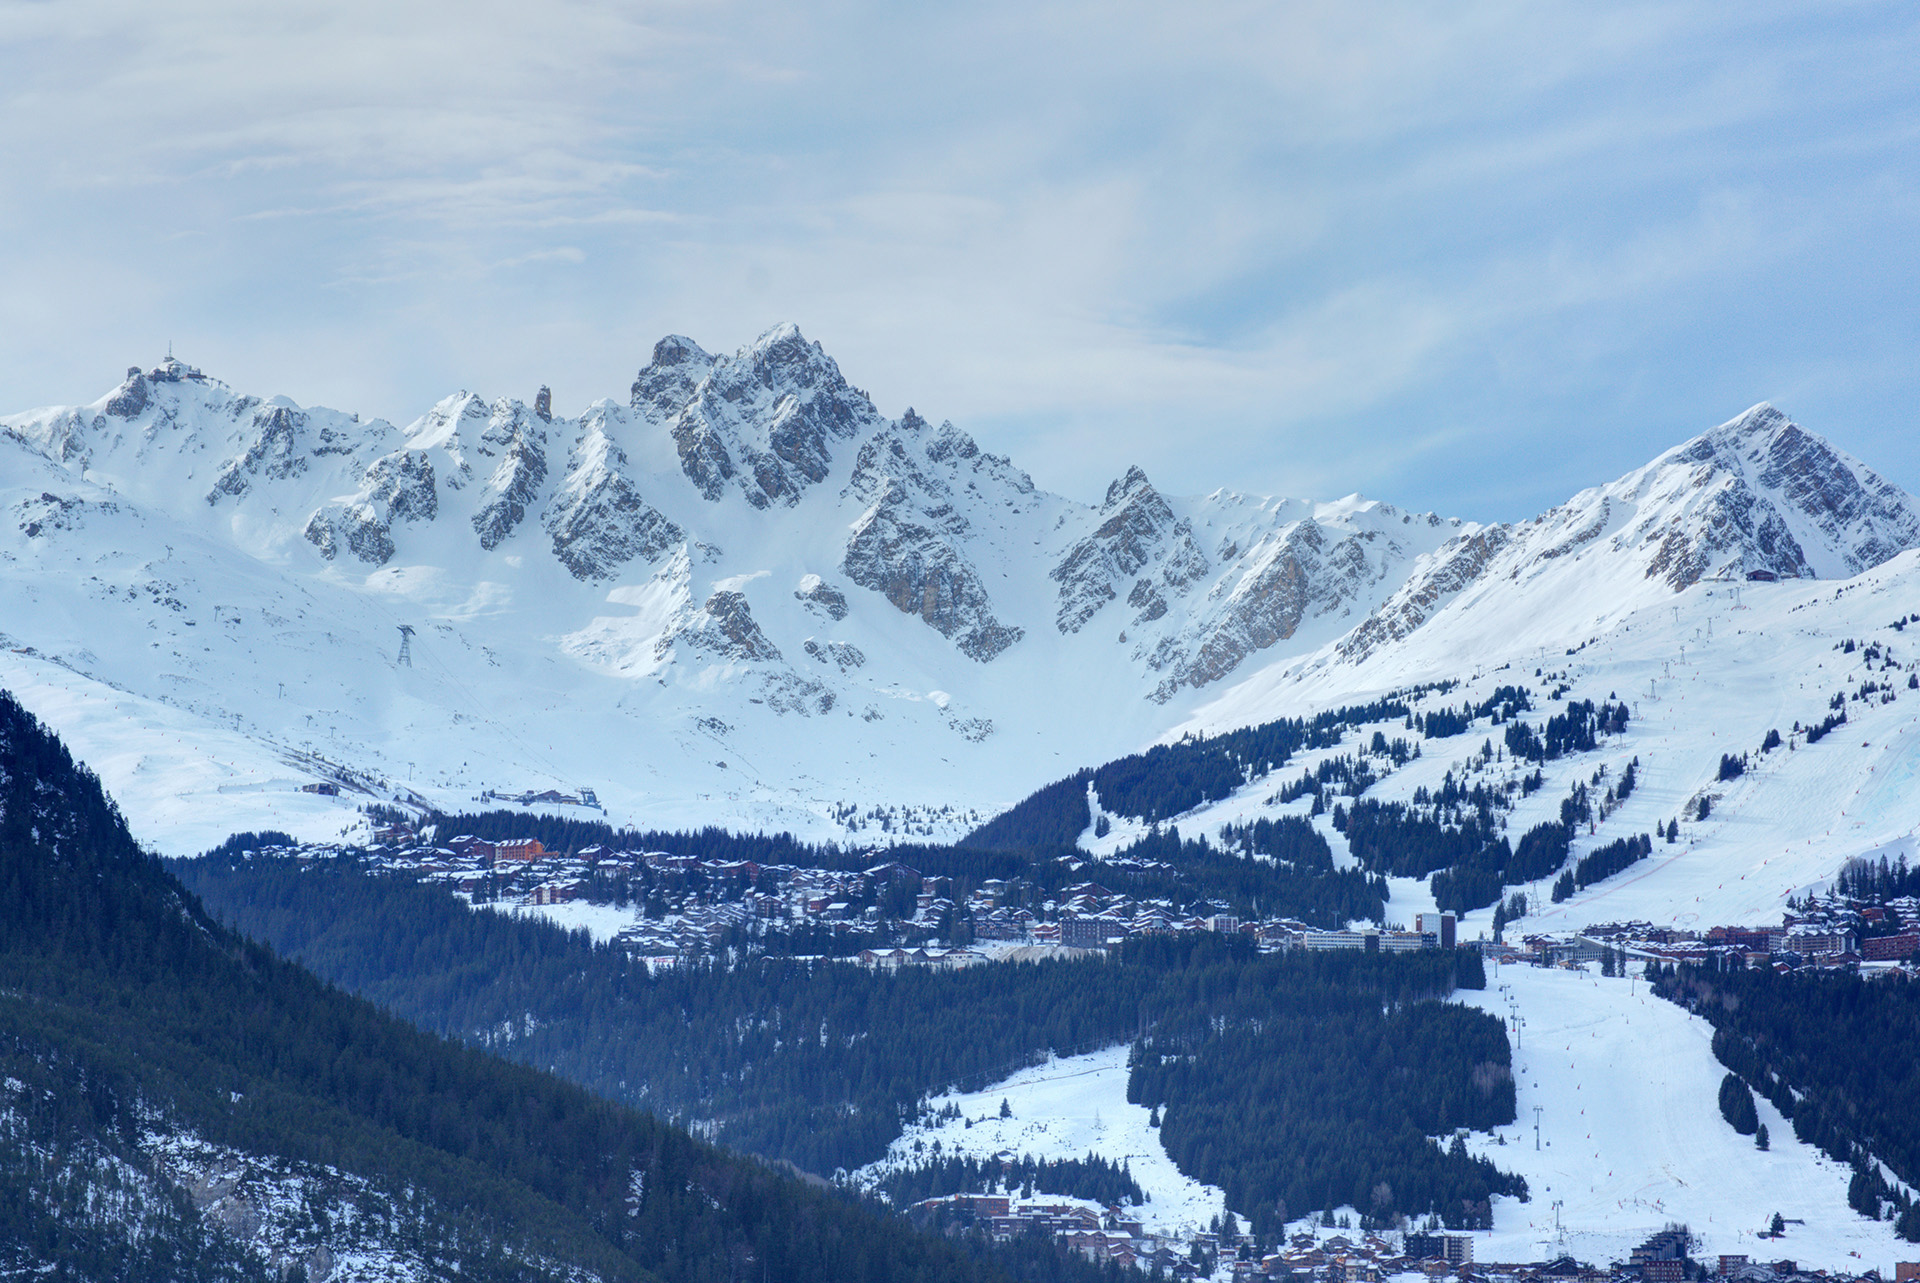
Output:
[
  {"xmin": 1557, "ymin": 894, "xmax": 1920, "ymax": 975},
  {"xmin": 908, "ymin": 1204, "xmax": 1910, "ymax": 1283},
  {"xmin": 363, "ymin": 824, "xmax": 1467, "ymax": 966},
  {"xmin": 1035, "ymin": 880, "xmax": 1460, "ymax": 955}
]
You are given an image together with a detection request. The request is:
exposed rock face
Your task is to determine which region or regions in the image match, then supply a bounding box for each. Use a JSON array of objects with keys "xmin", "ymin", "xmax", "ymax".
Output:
[
  {"xmin": 1337, "ymin": 525, "xmax": 1514, "ymax": 664},
  {"xmin": 303, "ymin": 502, "xmax": 394, "ymax": 565},
  {"xmin": 206, "ymin": 399, "xmax": 365, "ymax": 505},
  {"xmin": 103, "ymin": 367, "xmax": 148, "ymax": 419},
  {"xmin": 631, "ymin": 335, "xmax": 714, "ymax": 423},
  {"xmin": 208, "ymin": 405, "xmax": 307, "ymax": 501},
  {"xmin": 1052, "ymin": 466, "xmax": 1210, "ymax": 633},
  {"xmin": 690, "ymin": 590, "xmax": 783, "ymax": 663},
  {"xmin": 664, "ymin": 324, "xmax": 882, "ymax": 508},
  {"xmin": 1632, "ymin": 406, "xmax": 1920, "ymax": 588},
  {"xmin": 794, "ymin": 574, "xmax": 850, "ymax": 620},
  {"xmin": 361, "ymin": 450, "xmax": 438, "ymax": 524},
  {"xmin": 545, "ymin": 410, "xmax": 683, "ymax": 580},
  {"xmin": 470, "ymin": 400, "xmax": 548, "ymax": 550},
  {"xmin": 1145, "ymin": 522, "xmax": 1394, "ymax": 701},
  {"xmin": 1752, "ymin": 416, "xmax": 1920, "ymax": 569},
  {"xmin": 843, "ymin": 481, "xmax": 1023, "ymax": 662},
  {"xmin": 804, "ymin": 638, "xmax": 866, "ymax": 671}
]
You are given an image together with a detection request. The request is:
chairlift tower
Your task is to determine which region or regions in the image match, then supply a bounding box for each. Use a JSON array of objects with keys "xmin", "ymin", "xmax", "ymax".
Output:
[{"xmin": 396, "ymin": 625, "xmax": 415, "ymax": 668}]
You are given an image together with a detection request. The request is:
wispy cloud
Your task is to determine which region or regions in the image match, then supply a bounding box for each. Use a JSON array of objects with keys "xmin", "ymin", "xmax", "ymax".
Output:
[{"xmin": 2, "ymin": 0, "xmax": 1917, "ymax": 519}]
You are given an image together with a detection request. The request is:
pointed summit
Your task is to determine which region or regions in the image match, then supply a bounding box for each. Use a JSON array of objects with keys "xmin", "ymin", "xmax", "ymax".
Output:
[
  {"xmin": 1103, "ymin": 465, "xmax": 1157, "ymax": 511},
  {"xmin": 631, "ymin": 335, "xmax": 715, "ymax": 422}
]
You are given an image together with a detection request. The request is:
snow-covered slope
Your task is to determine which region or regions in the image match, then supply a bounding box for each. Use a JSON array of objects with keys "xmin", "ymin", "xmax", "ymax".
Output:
[{"xmin": 2, "ymin": 335, "xmax": 1917, "ymax": 858}]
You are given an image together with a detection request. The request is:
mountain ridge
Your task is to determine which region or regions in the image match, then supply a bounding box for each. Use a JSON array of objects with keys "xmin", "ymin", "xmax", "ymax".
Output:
[{"xmin": 2, "ymin": 328, "xmax": 1916, "ymax": 851}]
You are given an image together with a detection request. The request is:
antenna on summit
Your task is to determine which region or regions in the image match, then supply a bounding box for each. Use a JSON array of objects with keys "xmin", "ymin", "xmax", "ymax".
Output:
[{"xmin": 396, "ymin": 624, "xmax": 415, "ymax": 667}]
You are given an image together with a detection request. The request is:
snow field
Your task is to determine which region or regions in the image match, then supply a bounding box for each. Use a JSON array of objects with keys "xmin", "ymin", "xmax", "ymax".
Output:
[{"xmin": 855, "ymin": 1044, "xmax": 1231, "ymax": 1241}]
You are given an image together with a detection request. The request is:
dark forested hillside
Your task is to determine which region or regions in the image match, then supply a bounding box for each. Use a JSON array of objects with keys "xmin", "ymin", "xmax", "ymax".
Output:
[
  {"xmin": 1126, "ymin": 948, "xmax": 1521, "ymax": 1237},
  {"xmin": 0, "ymin": 690, "xmax": 1004, "ymax": 1283},
  {"xmin": 172, "ymin": 854, "xmax": 1523, "ymax": 1234}
]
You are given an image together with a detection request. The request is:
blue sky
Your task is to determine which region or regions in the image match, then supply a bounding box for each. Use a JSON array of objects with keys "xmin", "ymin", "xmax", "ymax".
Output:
[{"xmin": 3, "ymin": 0, "xmax": 1917, "ymax": 520}]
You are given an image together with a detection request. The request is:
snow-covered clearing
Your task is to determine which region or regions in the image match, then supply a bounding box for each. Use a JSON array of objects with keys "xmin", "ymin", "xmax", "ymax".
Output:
[{"xmin": 856, "ymin": 1044, "xmax": 1229, "ymax": 1240}]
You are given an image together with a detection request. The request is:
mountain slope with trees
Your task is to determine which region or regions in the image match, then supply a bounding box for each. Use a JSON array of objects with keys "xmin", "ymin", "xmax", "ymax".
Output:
[{"xmin": 0, "ymin": 688, "xmax": 1008, "ymax": 1283}]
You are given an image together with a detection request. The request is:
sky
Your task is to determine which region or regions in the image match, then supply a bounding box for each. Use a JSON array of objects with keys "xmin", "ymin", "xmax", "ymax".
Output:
[{"xmin": 2, "ymin": 0, "xmax": 1917, "ymax": 521}]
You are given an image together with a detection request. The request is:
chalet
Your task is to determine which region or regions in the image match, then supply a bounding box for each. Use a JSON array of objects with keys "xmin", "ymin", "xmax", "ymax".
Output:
[{"xmin": 299, "ymin": 781, "xmax": 340, "ymax": 796}]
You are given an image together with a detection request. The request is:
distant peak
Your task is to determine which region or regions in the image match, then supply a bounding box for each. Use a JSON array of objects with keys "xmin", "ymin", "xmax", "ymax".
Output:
[
  {"xmin": 1718, "ymin": 402, "xmax": 1790, "ymax": 437},
  {"xmin": 148, "ymin": 355, "xmax": 207, "ymax": 384},
  {"xmin": 1104, "ymin": 465, "xmax": 1157, "ymax": 510},
  {"xmin": 649, "ymin": 335, "xmax": 711, "ymax": 367},
  {"xmin": 753, "ymin": 321, "xmax": 804, "ymax": 348}
]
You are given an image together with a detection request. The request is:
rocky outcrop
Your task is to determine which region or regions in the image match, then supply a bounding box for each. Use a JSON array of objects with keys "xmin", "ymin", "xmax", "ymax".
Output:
[
  {"xmin": 207, "ymin": 399, "xmax": 363, "ymax": 505},
  {"xmin": 1052, "ymin": 466, "xmax": 1210, "ymax": 633},
  {"xmin": 1145, "ymin": 522, "xmax": 1393, "ymax": 700},
  {"xmin": 303, "ymin": 502, "xmax": 395, "ymax": 565},
  {"xmin": 361, "ymin": 450, "xmax": 438, "ymax": 524},
  {"xmin": 470, "ymin": 400, "xmax": 548, "ymax": 550},
  {"xmin": 757, "ymin": 670, "xmax": 836, "ymax": 715},
  {"xmin": 688, "ymin": 590, "xmax": 783, "ymax": 663},
  {"xmin": 103, "ymin": 367, "xmax": 148, "ymax": 419},
  {"xmin": 14, "ymin": 491, "xmax": 113, "ymax": 539},
  {"xmin": 804, "ymin": 638, "xmax": 866, "ymax": 671},
  {"xmin": 545, "ymin": 411, "xmax": 683, "ymax": 580},
  {"xmin": 794, "ymin": 574, "xmax": 850, "ymax": 620},
  {"xmin": 295, "ymin": 450, "xmax": 436, "ymax": 568},
  {"xmin": 208, "ymin": 405, "xmax": 306, "ymax": 501},
  {"xmin": 843, "ymin": 482, "xmax": 1022, "ymax": 662},
  {"xmin": 1338, "ymin": 525, "xmax": 1513, "ymax": 663}
]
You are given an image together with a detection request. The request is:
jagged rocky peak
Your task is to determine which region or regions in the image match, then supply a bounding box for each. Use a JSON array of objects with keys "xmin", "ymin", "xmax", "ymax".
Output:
[
  {"xmin": 631, "ymin": 335, "xmax": 715, "ymax": 423},
  {"xmin": 1703, "ymin": 403, "xmax": 1920, "ymax": 574},
  {"xmin": 545, "ymin": 407, "xmax": 684, "ymax": 581},
  {"xmin": 668, "ymin": 323, "xmax": 882, "ymax": 509},
  {"xmin": 1052, "ymin": 464, "xmax": 1206, "ymax": 635},
  {"xmin": 1560, "ymin": 402, "xmax": 1920, "ymax": 590},
  {"xmin": 471, "ymin": 398, "xmax": 550, "ymax": 550}
]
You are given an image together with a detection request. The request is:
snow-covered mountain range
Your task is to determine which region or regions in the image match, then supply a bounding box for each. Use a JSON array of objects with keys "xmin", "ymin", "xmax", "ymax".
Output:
[{"xmin": 3, "ymin": 324, "xmax": 1918, "ymax": 854}]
